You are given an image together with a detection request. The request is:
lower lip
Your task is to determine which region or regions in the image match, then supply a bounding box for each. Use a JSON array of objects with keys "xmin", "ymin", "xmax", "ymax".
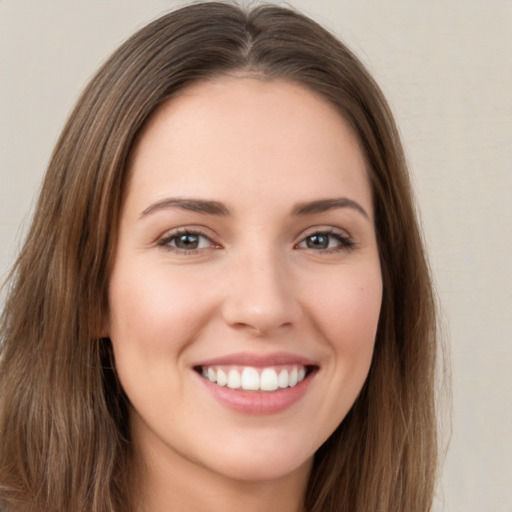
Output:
[{"xmin": 196, "ymin": 371, "xmax": 314, "ymax": 415}]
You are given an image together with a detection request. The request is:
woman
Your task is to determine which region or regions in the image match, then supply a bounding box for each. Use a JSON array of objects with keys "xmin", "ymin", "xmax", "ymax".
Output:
[{"xmin": 0, "ymin": 3, "xmax": 438, "ymax": 511}]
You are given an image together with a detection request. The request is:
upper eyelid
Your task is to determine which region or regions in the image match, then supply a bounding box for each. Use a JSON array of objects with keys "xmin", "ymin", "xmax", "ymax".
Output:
[
  {"xmin": 295, "ymin": 227, "xmax": 356, "ymax": 250},
  {"xmin": 299, "ymin": 231, "xmax": 353, "ymax": 243},
  {"xmin": 160, "ymin": 230, "xmax": 211, "ymax": 242},
  {"xmin": 157, "ymin": 229, "xmax": 219, "ymax": 255},
  {"xmin": 155, "ymin": 225, "xmax": 354, "ymax": 247},
  {"xmin": 157, "ymin": 225, "xmax": 218, "ymax": 242},
  {"xmin": 156, "ymin": 230, "xmax": 209, "ymax": 251},
  {"xmin": 297, "ymin": 225, "xmax": 352, "ymax": 239}
]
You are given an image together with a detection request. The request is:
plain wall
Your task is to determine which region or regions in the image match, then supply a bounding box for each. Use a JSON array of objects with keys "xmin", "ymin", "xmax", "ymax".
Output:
[{"xmin": 1, "ymin": 1, "xmax": 511, "ymax": 510}]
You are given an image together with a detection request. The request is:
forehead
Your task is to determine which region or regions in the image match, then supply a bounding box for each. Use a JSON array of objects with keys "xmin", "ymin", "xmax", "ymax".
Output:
[{"xmin": 126, "ymin": 77, "xmax": 372, "ymax": 216}]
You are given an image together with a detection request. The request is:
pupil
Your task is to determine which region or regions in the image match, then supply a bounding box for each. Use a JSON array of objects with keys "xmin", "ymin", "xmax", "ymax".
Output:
[
  {"xmin": 176, "ymin": 234, "xmax": 199, "ymax": 249},
  {"xmin": 307, "ymin": 234, "xmax": 328, "ymax": 249}
]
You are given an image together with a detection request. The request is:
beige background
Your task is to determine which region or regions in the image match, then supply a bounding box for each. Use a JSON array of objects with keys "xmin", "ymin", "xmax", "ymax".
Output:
[{"xmin": 1, "ymin": 1, "xmax": 511, "ymax": 510}]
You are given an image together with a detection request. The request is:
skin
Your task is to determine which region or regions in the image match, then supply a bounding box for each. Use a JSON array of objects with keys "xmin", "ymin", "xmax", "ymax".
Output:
[{"xmin": 107, "ymin": 77, "xmax": 383, "ymax": 512}]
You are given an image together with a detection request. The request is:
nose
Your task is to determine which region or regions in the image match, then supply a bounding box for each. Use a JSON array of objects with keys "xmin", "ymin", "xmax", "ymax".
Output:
[{"xmin": 221, "ymin": 248, "xmax": 301, "ymax": 337}]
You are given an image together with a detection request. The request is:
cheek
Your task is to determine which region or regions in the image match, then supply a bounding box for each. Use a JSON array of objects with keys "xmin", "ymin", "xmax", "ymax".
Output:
[
  {"xmin": 108, "ymin": 263, "xmax": 215, "ymax": 354},
  {"xmin": 107, "ymin": 263, "xmax": 218, "ymax": 411},
  {"xmin": 308, "ymin": 265, "xmax": 382, "ymax": 352},
  {"xmin": 307, "ymin": 265, "xmax": 382, "ymax": 428}
]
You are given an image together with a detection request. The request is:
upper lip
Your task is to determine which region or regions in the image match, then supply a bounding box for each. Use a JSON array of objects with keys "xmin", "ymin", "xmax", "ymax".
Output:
[{"xmin": 193, "ymin": 351, "xmax": 318, "ymax": 368}]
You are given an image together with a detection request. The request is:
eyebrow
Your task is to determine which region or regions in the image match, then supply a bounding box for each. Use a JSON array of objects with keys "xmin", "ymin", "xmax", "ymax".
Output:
[
  {"xmin": 140, "ymin": 198, "xmax": 230, "ymax": 217},
  {"xmin": 140, "ymin": 196, "xmax": 369, "ymax": 220},
  {"xmin": 292, "ymin": 197, "xmax": 369, "ymax": 219}
]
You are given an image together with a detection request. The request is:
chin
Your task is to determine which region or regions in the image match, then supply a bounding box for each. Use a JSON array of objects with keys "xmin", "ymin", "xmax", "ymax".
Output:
[
  {"xmin": 209, "ymin": 454, "xmax": 312, "ymax": 484},
  {"xmin": 195, "ymin": 434, "xmax": 315, "ymax": 483}
]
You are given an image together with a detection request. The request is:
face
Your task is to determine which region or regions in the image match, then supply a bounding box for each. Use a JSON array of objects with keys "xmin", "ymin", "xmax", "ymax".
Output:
[{"xmin": 108, "ymin": 78, "xmax": 382, "ymax": 486}]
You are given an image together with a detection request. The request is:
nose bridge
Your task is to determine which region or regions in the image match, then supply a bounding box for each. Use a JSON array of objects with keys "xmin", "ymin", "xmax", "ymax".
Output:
[{"xmin": 221, "ymin": 242, "xmax": 299, "ymax": 335}]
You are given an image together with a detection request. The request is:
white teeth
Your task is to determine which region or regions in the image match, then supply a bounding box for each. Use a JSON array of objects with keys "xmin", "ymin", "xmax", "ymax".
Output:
[
  {"xmin": 241, "ymin": 367, "xmax": 260, "ymax": 390},
  {"xmin": 260, "ymin": 368, "xmax": 279, "ymax": 391},
  {"xmin": 289, "ymin": 367, "xmax": 298, "ymax": 387},
  {"xmin": 278, "ymin": 369, "xmax": 289, "ymax": 388},
  {"xmin": 216, "ymin": 369, "xmax": 227, "ymax": 386},
  {"xmin": 202, "ymin": 365, "xmax": 309, "ymax": 392},
  {"xmin": 227, "ymin": 369, "xmax": 241, "ymax": 389},
  {"xmin": 207, "ymin": 367, "xmax": 217, "ymax": 382}
]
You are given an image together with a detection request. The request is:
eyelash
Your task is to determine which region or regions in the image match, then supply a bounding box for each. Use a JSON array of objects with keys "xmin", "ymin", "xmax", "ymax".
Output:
[
  {"xmin": 297, "ymin": 229, "xmax": 355, "ymax": 253},
  {"xmin": 157, "ymin": 228, "xmax": 216, "ymax": 254},
  {"xmin": 157, "ymin": 228, "xmax": 355, "ymax": 255}
]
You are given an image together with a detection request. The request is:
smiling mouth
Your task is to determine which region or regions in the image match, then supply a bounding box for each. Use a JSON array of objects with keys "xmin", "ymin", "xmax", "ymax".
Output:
[{"xmin": 194, "ymin": 365, "xmax": 316, "ymax": 392}]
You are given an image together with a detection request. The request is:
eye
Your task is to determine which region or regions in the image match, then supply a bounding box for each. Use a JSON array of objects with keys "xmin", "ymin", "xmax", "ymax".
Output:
[
  {"xmin": 296, "ymin": 230, "xmax": 354, "ymax": 252},
  {"xmin": 158, "ymin": 229, "xmax": 216, "ymax": 253}
]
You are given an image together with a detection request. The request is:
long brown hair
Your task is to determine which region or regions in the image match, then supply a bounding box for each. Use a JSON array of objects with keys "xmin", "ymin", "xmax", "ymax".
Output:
[{"xmin": 0, "ymin": 3, "xmax": 438, "ymax": 511}]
